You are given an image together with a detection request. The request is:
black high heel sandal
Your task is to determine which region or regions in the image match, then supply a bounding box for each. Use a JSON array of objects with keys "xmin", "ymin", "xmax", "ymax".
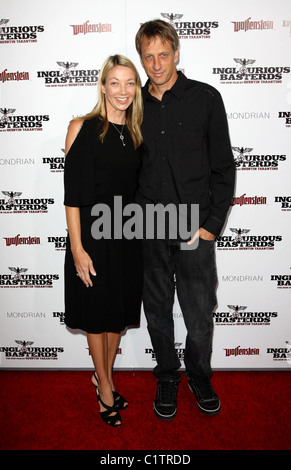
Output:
[
  {"xmin": 96, "ymin": 389, "xmax": 122, "ymax": 428},
  {"xmin": 92, "ymin": 373, "xmax": 128, "ymax": 410}
]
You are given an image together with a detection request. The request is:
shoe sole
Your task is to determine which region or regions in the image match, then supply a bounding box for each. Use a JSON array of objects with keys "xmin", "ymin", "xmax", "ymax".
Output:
[
  {"xmin": 153, "ymin": 402, "xmax": 177, "ymax": 421},
  {"xmin": 188, "ymin": 383, "xmax": 221, "ymax": 416}
]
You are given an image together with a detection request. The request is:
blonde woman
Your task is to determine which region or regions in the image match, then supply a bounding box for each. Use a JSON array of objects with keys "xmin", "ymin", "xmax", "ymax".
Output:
[{"xmin": 64, "ymin": 55, "xmax": 143, "ymax": 427}]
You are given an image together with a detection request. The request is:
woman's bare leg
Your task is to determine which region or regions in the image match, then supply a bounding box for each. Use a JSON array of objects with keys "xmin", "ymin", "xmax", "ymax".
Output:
[
  {"xmin": 87, "ymin": 332, "xmax": 121, "ymax": 424},
  {"xmin": 106, "ymin": 332, "xmax": 121, "ymax": 388}
]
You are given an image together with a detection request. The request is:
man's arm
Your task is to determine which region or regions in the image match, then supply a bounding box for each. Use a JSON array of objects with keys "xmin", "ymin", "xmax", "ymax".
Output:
[{"xmin": 201, "ymin": 89, "xmax": 235, "ymax": 236}]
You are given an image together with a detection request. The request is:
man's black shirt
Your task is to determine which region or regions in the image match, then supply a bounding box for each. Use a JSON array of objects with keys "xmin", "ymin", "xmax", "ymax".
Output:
[{"xmin": 138, "ymin": 72, "xmax": 235, "ymax": 236}]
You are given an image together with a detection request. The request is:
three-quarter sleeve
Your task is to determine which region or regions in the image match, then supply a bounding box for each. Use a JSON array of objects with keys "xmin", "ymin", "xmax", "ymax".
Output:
[{"xmin": 63, "ymin": 120, "xmax": 97, "ymax": 207}]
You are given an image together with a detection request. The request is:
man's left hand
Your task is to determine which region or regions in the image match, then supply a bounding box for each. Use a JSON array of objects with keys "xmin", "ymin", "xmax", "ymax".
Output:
[{"xmin": 187, "ymin": 227, "xmax": 216, "ymax": 245}]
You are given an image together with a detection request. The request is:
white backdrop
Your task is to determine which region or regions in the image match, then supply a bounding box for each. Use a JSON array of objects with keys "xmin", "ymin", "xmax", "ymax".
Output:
[{"xmin": 0, "ymin": 0, "xmax": 290, "ymax": 370}]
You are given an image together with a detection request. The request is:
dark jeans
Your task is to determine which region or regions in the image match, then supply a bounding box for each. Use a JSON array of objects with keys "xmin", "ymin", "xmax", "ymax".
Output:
[{"xmin": 143, "ymin": 237, "xmax": 217, "ymax": 382}]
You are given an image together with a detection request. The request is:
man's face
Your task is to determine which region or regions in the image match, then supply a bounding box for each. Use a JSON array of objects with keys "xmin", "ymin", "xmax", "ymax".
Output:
[{"xmin": 140, "ymin": 35, "xmax": 178, "ymax": 90}]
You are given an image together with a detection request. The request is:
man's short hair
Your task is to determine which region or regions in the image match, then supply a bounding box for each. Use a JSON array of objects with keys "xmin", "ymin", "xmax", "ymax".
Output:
[{"xmin": 135, "ymin": 19, "xmax": 179, "ymax": 56}]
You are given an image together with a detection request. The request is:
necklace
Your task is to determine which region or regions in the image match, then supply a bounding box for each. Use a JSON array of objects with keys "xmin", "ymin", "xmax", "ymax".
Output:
[{"xmin": 111, "ymin": 122, "xmax": 126, "ymax": 147}]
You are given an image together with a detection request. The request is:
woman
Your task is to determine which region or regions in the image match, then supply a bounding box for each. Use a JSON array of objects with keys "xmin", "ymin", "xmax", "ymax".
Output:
[{"xmin": 63, "ymin": 55, "xmax": 143, "ymax": 427}]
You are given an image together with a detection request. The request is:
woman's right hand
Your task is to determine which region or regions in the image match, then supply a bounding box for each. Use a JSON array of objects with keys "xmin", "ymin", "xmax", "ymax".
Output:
[{"xmin": 72, "ymin": 247, "xmax": 96, "ymax": 287}]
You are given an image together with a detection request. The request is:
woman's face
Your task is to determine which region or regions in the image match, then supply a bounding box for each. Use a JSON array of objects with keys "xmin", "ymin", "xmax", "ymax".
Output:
[{"xmin": 102, "ymin": 65, "xmax": 137, "ymax": 118}]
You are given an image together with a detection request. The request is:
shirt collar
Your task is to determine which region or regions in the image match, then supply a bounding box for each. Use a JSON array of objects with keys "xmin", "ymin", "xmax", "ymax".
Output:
[{"xmin": 143, "ymin": 71, "xmax": 187, "ymax": 101}]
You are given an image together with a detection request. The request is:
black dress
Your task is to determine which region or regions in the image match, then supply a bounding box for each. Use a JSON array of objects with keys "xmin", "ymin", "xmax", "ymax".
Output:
[{"xmin": 64, "ymin": 117, "xmax": 143, "ymax": 333}]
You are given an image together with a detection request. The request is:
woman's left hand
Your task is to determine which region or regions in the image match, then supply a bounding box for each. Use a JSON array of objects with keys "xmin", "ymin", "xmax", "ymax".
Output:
[{"xmin": 73, "ymin": 247, "xmax": 96, "ymax": 287}]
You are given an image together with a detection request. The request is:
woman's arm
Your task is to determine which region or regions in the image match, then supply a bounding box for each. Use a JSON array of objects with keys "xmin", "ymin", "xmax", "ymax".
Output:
[{"xmin": 65, "ymin": 119, "xmax": 96, "ymax": 287}]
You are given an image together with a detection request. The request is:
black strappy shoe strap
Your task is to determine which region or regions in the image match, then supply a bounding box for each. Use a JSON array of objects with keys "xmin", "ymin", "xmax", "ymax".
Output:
[
  {"xmin": 113, "ymin": 391, "xmax": 128, "ymax": 410},
  {"xmin": 100, "ymin": 407, "xmax": 121, "ymax": 427},
  {"xmin": 97, "ymin": 392, "xmax": 121, "ymax": 427},
  {"xmin": 92, "ymin": 373, "xmax": 128, "ymax": 410},
  {"xmin": 93, "ymin": 373, "xmax": 99, "ymax": 387}
]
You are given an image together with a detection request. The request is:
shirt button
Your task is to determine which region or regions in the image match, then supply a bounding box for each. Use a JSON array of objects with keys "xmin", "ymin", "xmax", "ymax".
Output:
[
  {"xmin": 161, "ymin": 104, "xmax": 165, "ymax": 109},
  {"xmin": 178, "ymin": 122, "xmax": 183, "ymax": 126},
  {"xmin": 161, "ymin": 130, "xmax": 165, "ymax": 134}
]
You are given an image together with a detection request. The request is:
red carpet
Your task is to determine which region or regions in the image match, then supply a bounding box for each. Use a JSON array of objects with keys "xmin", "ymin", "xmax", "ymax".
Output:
[{"xmin": 0, "ymin": 370, "xmax": 290, "ymax": 451}]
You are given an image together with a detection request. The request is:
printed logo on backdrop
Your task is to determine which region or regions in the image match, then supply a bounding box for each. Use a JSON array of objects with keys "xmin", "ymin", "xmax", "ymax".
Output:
[
  {"xmin": 0, "ymin": 69, "xmax": 29, "ymax": 83},
  {"xmin": 0, "ymin": 191, "xmax": 54, "ymax": 213},
  {"xmin": 278, "ymin": 111, "xmax": 291, "ymax": 127},
  {"xmin": 270, "ymin": 273, "xmax": 291, "ymax": 288},
  {"xmin": 87, "ymin": 346, "xmax": 122, "ymax": 356},
  {"xmin": 173, "ymin": 311, "xmax": 183, "ymax": 319},
  {"xmin": 0, "ymin": 108, "xmax": 49, "ymax": 132},
  {"xmin": 70, "ymin": 20, "xmax": 112, "ymax": 36},
  {"xmin": 0, "ymin": 340, "xmax": 64, "ymax": 360},
  {"xmin": 221, "ymin": 274, "xmax": 264, "ymax": 283},
  {"xmin": 6, "ymin": 311, "xmax": 45, "ymax": 319},
  {"xmin": 43, "ymin": 150, "xmax": 64, "ymax": 172},
  {"xmin": 0, "ymin": 156, "xmax": 35, "ymax": 166},
  {"xmin": 227, "ymin": 112, "xmax": 270, "ymax": 121},
  {"xmin": 232, "ymin": 147, "xmax": 286, "ymax": 171},
  {"xmin": 3, "ymin": 234, "xmax": 41, "ymax": 247},
  {"xmin": 0, "ymin": 19, "xmax": 44, "ymax": 44},
  {"xmin": 160, "ymin": 13, "xmax": 218, "ymax": 39},
  {"xmin": 53, "ymin": 311, "xmax": 65, "ymax": 325},
  {"xmin": 267, "ymin": 342, "xmax": 291, "ymax": 362},
  {"xmin": 0, "ymin": 267, "xmax": 59, "ymax": 288},
  {"xmin": 274, "ymin": 196, "xmax": 291, "ymax": 211},
  {"xmin": 282, "ymin": 20, "xmax": 291, "ymax": 37},
  {"xmin": 231, "ymin": 194, "xmax": 267, "ymax": 207},
  {"xmin": 213, "ymin": 305, "xmax": 278, "ymax": 326},
  {"xmin": 231, "ymin": 17, "xmax": 274, "ymax": 33},
  {"xmin": 216, "ymin": 228, "xmax": 282, "ymax": 250},
  {"xmin": 213, "ymin": 58, "xmax": 290, "ymax": 84},
  {"xmin": 37, "ymin": 62, "xmax": 100, "ymax": 87},
  {"xmin": 223, "ymin": 346, "xmax": 260, "ymax": 357},
  {"xmin": 48, "ymin": 233, "xmax": 67, "ymax": 251},
  {"xmin": 146, "ymin": 342, "xmax": 185, "ymax": 361}
]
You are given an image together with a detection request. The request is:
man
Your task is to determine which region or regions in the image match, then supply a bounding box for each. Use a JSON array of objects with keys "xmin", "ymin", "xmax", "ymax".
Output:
[{"xmin": 135, "ymin": 20, "xmax": 235, "ymax": 420}]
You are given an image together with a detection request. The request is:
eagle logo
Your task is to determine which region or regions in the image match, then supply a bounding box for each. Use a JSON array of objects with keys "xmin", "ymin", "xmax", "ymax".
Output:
[
  {"xmin": 234, "ymin": 58, "xmax": 256, "ymax": 75},
  {"xmin": 57, "ymin": 61, "xmax": 78, "ymax": 77},
  {"xmin": 229, "ymin": 228, "xmax": 250, "ymax": 242},
  {"xmin": 161, "ymin": 13, "xmax": 183, "ymax": 25},
  {"xmin": 0, "ymin": 19, "xmax": 9, "ymax": 33},
  {"xmin": 232, "ymin": 147, "xmax": 253, "ymax": 163},
  {"xmin": 15, "ymin": 340, "xmax": 34, "ymax": 351},
  {"xmin": 2, "ymin": 191, "xmax": 22, "ymax": 205},
  {"xmin": 0, "ymin": 108, "xmax": 16, "ymax": 123},
  {"xmin": 227, "ymin": 305, "xmax": 247, "ymax": 319},
  {"xmin": 9, "ymin": 267, "xmax": 28, "ymax": 280}
]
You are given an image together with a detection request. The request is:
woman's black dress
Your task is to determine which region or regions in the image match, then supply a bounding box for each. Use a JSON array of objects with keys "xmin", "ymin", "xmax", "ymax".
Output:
[{"xmin": 64, "ymin": 117, "xmax": 142, "ymax": 333}]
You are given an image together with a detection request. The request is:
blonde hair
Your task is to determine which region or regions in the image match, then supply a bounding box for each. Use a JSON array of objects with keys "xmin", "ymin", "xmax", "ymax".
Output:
[{"xmin": 80, "ymin": 55, "xmax": 143, "ymax": 149}]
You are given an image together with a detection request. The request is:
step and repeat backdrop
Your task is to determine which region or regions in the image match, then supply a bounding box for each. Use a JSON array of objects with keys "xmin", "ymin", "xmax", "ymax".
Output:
[{"xmin": 1, "ymin": 0, "xmax": 290, "ymax": 370}]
